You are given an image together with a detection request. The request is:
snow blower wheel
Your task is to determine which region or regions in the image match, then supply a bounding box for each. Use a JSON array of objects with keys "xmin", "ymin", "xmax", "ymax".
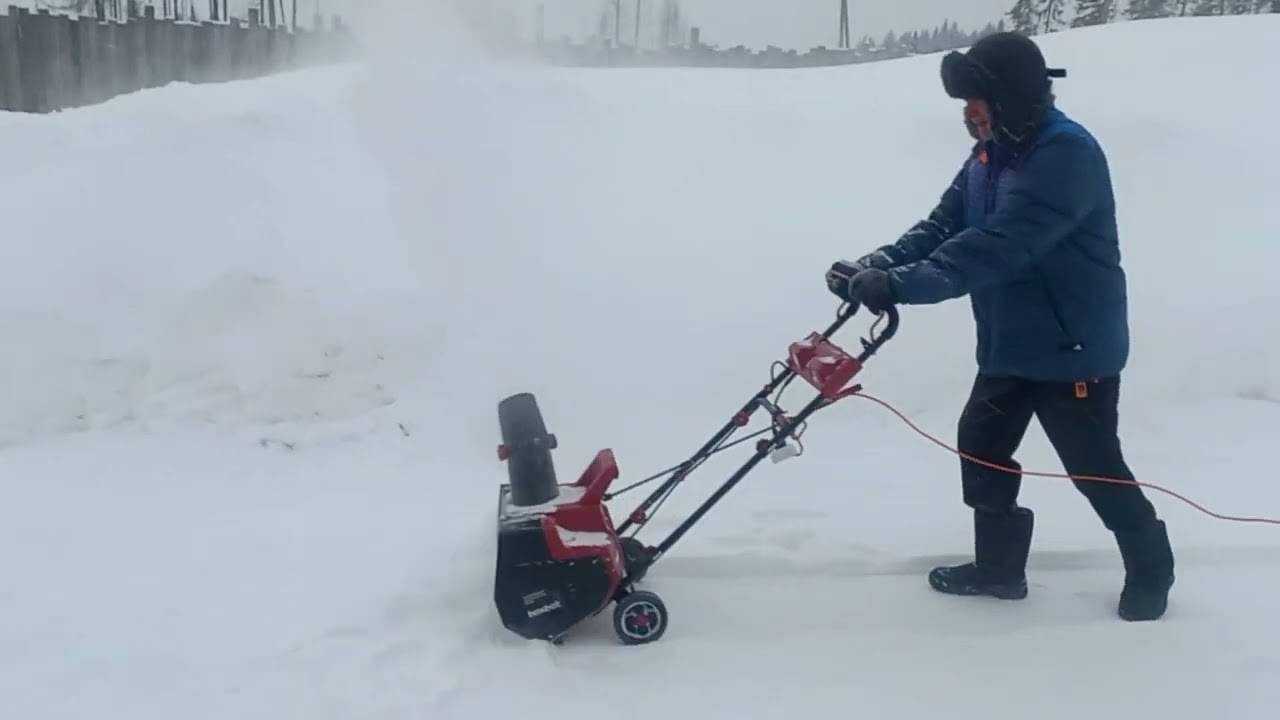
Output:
[{"xmin": 613, "ymin": 591, "xmax": 667, "ymax": 645}]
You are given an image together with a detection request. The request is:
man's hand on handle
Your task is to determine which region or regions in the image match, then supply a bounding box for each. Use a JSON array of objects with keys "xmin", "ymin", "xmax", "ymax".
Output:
[
  {"xmin": 825, "ymin": 259, "xmax": 863, "ymax": 298},
  {"xmin": 826, "ymin": 258, "xmax": 897, "ymax": 314}
]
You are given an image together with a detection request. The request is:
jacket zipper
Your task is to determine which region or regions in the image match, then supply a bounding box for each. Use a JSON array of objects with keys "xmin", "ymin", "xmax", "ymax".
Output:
[
  {"xmin": 983, "ymin": 143, "xmax": 999, "ymax": 215},
  {"xmin": 988, "ymin": 145, "xmax": 1080, "ymax": 353}
]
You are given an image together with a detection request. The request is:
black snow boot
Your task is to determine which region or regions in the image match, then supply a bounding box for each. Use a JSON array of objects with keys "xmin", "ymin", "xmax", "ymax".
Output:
[
  {"xmin": 929, "ymin": 507, "xmax": 1034, "ymax": 600},
  {"xmin": 1115, "ymin": 519, "xmax": 1175, "ymax": 621}
]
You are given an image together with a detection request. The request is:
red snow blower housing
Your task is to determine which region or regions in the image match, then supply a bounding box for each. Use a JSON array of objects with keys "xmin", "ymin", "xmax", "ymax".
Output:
[{"xmin": 494, "ymin": 302, "xmax": 899, "ymax": 645}]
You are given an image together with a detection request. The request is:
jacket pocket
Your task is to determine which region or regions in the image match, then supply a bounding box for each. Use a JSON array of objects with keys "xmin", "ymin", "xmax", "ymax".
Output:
[{"xmin": 1036, "ymin": 268, "xmax": 1082, "ymax": 352}]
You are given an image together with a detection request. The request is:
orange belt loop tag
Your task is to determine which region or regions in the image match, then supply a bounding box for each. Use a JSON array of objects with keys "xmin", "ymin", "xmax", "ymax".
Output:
[{"xmin": 1074, "ymin": 381, "xmax": 1089, "ymax": 399}]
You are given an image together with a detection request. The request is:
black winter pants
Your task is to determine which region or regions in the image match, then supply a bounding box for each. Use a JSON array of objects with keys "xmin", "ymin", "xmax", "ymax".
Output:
[{"xmin": 958, "ymin": 374, "xmax": 1158, "ymax": 533}]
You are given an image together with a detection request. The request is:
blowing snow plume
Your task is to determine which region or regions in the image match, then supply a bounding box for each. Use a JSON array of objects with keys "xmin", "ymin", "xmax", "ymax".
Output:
[
  {"xmin": 345, "ymin": 0, "xmax": 539, "ymax": 64},
  {"xmin": 340, "ymin": 0, "xmax": 681, "ymax": 460}
]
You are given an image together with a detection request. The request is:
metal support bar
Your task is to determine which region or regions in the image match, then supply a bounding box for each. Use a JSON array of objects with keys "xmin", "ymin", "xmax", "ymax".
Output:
[
  {"xmin": 613, "ymin": 305, "xmax": 858, "ymax": 536},
  {"xmin": 614, "ymin": 304, "xmax": 900, "ymax": 590},
  {"xmin": 649, "ymin": 390, "xmax": 829, "ymax": 561}
]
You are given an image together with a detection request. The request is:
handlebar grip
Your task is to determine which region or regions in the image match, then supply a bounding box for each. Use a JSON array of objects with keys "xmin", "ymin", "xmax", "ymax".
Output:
[
  {"xmin": 824, "ymin": 302, "xmax": 902, "ymax": 350},
  {"xmin": 880, "ymin": 305, "xmax": 901, "ymax": 340}
]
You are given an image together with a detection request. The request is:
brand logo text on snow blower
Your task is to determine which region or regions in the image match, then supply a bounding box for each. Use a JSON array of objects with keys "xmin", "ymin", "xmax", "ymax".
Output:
[
  {"xmin": 527, "ymin": 599, "xmax": 562, "ymax": 618},
  {"xmin": 521, "ymin": 589, "xmax": 563, "ymax": 618}
]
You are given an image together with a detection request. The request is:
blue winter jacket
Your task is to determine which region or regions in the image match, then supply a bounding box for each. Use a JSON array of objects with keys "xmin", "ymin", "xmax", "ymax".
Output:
[{"xmin": 868, "ymin": 108, "xmax": 1129, "ymax": 382}]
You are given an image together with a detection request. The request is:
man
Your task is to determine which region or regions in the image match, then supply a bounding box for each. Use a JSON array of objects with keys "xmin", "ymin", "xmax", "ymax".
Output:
[{"xmin": 827, "ymin": 32, "xmax": 1175, "ymax": 621}]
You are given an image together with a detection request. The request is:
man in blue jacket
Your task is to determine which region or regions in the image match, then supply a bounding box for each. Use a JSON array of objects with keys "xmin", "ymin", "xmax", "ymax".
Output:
[{"xmin": 827, "ymin": 32, "xmax": 1175, "ymax": 621}]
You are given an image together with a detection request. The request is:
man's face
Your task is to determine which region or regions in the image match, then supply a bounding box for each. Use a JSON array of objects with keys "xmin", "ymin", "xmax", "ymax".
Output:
[{"xmin": 965, "ymin": 98, "xmax": 994, "ymax": 141}]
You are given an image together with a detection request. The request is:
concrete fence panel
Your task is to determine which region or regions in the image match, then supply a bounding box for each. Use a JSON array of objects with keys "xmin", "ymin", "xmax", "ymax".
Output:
[{"xmin": 1, "ymin": 6, "xmax": 355, "ymax": 114}]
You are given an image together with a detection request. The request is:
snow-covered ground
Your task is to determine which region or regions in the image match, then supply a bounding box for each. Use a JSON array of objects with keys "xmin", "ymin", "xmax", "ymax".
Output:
[{"xmin": 3, "ymin": 12, "xmax": 1280, "ymax": 720}]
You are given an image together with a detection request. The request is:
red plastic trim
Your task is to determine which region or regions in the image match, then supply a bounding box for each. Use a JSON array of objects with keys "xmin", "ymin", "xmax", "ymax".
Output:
[
  {"xmin": 787, "ymin": 332, "xmax": 863, "ymax": 399},
  {"xmin": 574, "ymin": 449, "xmax": 619, "ymax": 506}
]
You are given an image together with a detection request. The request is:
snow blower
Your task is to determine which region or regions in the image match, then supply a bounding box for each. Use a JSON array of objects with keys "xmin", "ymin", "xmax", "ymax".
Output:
[{"xmin": 493, "ymin": 302, "xmax": 899, "ymax": 645}]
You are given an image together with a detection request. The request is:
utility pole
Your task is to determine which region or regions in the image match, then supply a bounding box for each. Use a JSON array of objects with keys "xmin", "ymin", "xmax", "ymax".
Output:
[
  {"xmin": 634, "ymin": 0, "xmax": 642, "ymax": 49},
  {"xmin": 839, "ymin": 0, "xmax": 850, "ymax": 49},
  {"xmin": 614, "ymin": 0, "xmax": 621, "ymax": 46},
  {"xmin": 660, "ymin": 0, "xmax": 668, "ymax": 48}
]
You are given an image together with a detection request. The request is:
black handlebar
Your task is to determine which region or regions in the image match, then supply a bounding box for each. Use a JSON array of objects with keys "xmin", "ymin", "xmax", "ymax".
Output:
[
  {"xmin": 822, "ymin": 302, "xmax": 900, "ymax": 362},
  {"xmin": 857, "ymin": 303, "xmax": 899, "ymax": 362},
  {"xmin": 611, "ymin": 299, "xmax": 901, "ymax": 543}
]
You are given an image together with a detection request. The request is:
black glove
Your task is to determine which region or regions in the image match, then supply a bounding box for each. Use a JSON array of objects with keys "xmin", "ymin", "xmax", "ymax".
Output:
[
  {"xmin": 826, "ymin": 259, "xmax": 866, "ymax": 300},
  {"xmin": 826, "ymin": 247, "xmax": 897, "ymax": 295},
  {"xmin": 846, "ymin": 269, "xmax": 896, "ymax": 314}
]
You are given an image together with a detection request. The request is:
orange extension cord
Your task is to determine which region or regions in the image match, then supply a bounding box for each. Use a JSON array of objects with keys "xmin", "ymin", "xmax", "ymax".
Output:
[{"xmin": 850, "ymin": 390, "xmax": 1280, "ymax": 526}]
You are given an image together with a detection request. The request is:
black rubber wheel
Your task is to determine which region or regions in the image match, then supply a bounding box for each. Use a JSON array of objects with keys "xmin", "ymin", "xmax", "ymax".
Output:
[
  {"xmin": 613, "ymin": 591, "xmax": 667, "ymax": 645},
  {"xmin": 498, "ymin": 393, "xmax": 559, "ymax": 507}
]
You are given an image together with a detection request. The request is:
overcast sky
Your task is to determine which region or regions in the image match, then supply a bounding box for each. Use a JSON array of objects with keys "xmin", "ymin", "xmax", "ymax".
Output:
[
  {"xmin": 335, "ymin": 1, "xmax": 1017, "ymax": 50},
  {"xmin": 528, "ymin": 0, "xmax": 1015, "ymax": 49},
  {"xmin": 9, "ymin": 1, "xmax": 1016, "ymax": 51}
]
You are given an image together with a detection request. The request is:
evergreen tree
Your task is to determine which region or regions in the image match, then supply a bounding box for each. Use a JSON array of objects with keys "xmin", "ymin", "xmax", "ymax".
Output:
[
  {"xmin": 1192, "ymin": 0, "xmax": 1226, "ymax": 13},
  {"xmin": 1126, "ymin": 0, "xmax": 1173, "ymax": 18},
  {"xmin": 1171, "ymin": 0, "xmax": 1193, "ymax": 14},
  {"xmin": 881, "ymin": 30, "xmax": 899, "ymax": 55},
  {"xmin": 1073, "ymin": 0, "xmax": 1116, "ymax": 25},
  {"xmin": 1040, "ymin": 0, "xmax": 1068, "ymax": 31},
  {"xmin": 1227, "ymin": 0, "xmax": 1252, "ymax": 11},
  {"xmin": 1007, "ymin": 0, "xmax": 1041, "ymax": 33}
]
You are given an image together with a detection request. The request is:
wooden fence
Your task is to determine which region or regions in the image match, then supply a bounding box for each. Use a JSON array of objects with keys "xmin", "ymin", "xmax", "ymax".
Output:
[{"xmin": 0, "ymin": 5, "xmax": 356, "ymax": 114}]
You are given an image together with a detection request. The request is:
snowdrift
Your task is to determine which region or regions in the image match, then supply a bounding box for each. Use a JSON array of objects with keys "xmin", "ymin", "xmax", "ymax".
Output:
[{"xmin": 1, "ymin": 14, "xmax": 1278, "ymax": 720}]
